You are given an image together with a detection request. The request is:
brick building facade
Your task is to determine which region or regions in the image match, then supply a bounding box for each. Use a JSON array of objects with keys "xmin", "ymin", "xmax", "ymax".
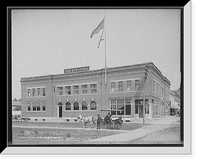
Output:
[{"xmin": 21, "ymin": 62, "xmax": 171, "ymax": 122}]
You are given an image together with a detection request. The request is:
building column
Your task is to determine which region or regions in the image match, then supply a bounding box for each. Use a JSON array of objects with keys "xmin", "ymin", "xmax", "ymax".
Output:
[
  {"xmin": 148, "ymin": 102, "xmax": 152, "ymax": 119},
  {"xmin": 131, "ymin": 98, "xmax": 135, "ymax": 118}
]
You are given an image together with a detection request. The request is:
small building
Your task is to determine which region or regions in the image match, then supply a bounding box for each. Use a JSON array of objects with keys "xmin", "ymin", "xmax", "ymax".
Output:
[
  {"xmin": 170, "ymin": 89, "xmax": 180, "ymax": 116},
  {"xmin": 21, "ymin": 62, "xmax": 171, "ymax": 122},
  {"xmin": 12, "ymin": 100, "xmax": 22, "ymax": 116}
]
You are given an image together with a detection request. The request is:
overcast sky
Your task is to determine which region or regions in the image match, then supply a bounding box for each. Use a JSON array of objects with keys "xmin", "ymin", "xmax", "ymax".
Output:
[{"xmin": 12, "ymin": 9, "xmax": 181, "ymax": 99}]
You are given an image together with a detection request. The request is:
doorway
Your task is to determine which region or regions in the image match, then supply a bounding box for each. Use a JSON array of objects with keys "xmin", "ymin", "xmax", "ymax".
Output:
[
  {"xmin": 58, "ymin": 102, "xmax": 63, "ymax": 118},
  {"xmin": 139, "ymin": 105, "xmax": 143, "ymax": 118},
  {"xmin": 59, "ymin": 106, "xmax": 62, "ymax": 117}
]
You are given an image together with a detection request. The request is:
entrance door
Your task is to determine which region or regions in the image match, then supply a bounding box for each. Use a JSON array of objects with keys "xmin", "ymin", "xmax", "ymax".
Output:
[
  {"xmin": 59, "ymin": 106, "xmax": 62, "ymax": 117},
  {"xmin": 139, "ymin": 105, "xmax": 143, "ymax": 118}
]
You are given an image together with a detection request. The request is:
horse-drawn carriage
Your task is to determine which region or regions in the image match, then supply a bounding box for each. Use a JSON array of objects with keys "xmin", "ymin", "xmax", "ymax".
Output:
[
  {"xmin": 100, "ymin": 116, "xmax": 123, "ymax": 130},
  {"xmin": 77, "ymin": 114, "xmax": 123, "ymax": 130},
  {"xmin": 12, "ymin": 115, "xmax": 30, "ymax": 122}
]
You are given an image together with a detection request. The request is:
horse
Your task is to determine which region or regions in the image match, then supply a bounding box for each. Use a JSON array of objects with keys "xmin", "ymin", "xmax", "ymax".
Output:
[{"xmin": 77, "ymin": 114, "xmax": 96, "ymax": 128}]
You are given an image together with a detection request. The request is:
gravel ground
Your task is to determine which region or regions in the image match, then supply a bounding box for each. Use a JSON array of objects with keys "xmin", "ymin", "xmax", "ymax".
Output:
[
  {"xmin": 12, "ymin": 121, "xmax": 146, "ymax": 145},
  {"xmin": 12, "ymin": 121, "xmax": 146, "ymax": 130}
]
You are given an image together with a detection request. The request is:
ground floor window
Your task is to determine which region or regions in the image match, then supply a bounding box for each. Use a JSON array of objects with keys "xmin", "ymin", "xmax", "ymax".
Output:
[
  {"xmin": 135, "ymin": 100, "xmax": 149, "ymax": 116},
  {"xmin": 42, "ymin": 105, "xmax": 46, "ymax": 111},
  {"xmin": 90, "ymin": 101, "xmax": 97, "ymax": 110},
  {"xmin": 82, "ymin": 101, "xmax": 88, "ymax": 110},
  {"xmin": 110, "ymin": 98, "xmax": 131, "ymax": 116},
  {"xmin": 27, "ymin": 103, "xmax": 46, "ymax": 112},
  {"xmin": 74, "ymin": 102, "xmax": 79, "ymax": 110},
  {"xmin": 66, "ymin": 102, "xmax": 71, "ymax": 110},
  {"xmin": 28, "ymin": 106, "xmax": 31, "ymax": 111}
]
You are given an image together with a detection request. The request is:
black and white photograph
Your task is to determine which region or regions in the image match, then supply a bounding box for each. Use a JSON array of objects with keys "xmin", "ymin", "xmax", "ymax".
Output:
[{"xmin": 4, "ymin": 2, "xmax": 192, "ymax": 155}]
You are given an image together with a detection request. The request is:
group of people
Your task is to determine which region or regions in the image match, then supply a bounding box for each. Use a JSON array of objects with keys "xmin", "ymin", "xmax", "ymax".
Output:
[{"xmin": 96, "ymin": 112, "xmax": 112, "ymax": 130}]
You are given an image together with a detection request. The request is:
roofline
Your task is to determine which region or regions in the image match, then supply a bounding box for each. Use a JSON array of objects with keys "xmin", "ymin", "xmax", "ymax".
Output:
[{"xmin": 21, "ymin": 62, "xmax": 170, "ymax": 85}]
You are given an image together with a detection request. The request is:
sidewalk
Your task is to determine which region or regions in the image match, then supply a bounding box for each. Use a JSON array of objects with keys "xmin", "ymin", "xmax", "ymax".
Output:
[{"xmin": 88, "ymin": 116, "xmax": 180, "ymax": 143}]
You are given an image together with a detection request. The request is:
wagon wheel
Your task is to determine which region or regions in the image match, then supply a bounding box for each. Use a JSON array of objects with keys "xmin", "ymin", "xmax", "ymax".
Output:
[
  {"xmin": 101, "ymin": 121, "xmax": 107, "ymax": 129},
  {"xmin": 114, "ymin": 121, "xmax": 123, "ymax": 130}
]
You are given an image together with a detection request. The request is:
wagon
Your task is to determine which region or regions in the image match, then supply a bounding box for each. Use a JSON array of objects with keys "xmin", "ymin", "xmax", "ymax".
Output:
[{"xmin": 100, "ymin": 117, "xmax": 123, "ymax": 130}]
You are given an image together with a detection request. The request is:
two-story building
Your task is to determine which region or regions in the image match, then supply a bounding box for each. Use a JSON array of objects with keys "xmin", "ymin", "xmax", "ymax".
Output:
[{"xmin": 21, "ymin": 62, "xmax": 171, "ymax": 122}]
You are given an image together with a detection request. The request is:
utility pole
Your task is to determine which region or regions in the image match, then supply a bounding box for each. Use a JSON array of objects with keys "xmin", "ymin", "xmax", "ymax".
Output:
[{"xmin": 143, "ymin": 64, "xmax": 149, "ymax": 124}]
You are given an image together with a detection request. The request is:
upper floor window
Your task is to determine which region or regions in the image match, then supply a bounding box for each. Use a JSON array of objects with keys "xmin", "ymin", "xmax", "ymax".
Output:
[
  {"xmin": 42, "ymin": 88, "xmax": 46, "ymax": 96},
  {"xmin": 118, "ymin": 81, "xmax": 123, "ymax": 92},
  {"xmin": 126, "ymin": 80, "xmax": 131, "ymax": 91},
  {"xmin": 111, "ymin": 82, "xmax": 115, "ymax": 92},
  {"xmin": 27, "ymin": 89, "xmax": 31, "ymax": 97},
  {"xmin": 153, "ymin": 80, "xmax": 160, "ymax": 94},
  {"xmin": 27, "ymin": 87, "xmax": 46, "ymax": 97},
  {"xmin": 90, "ymin": 84, "xmax": 97, "ymax": 93},
  {"xmin": 57, "ymin": 86, "xmax": 63, "ymax": 95},
  {"xmin": 81, "ymin": 84, "xmax": 88, "ymax": 94},
  {"xmin": 73, "ymin": 85, "xmax": 79, "ymax": 94},
  {"xmin": 135, "ymin": 80, "xmax": 140, "ymax": 91},
  {"xmin": 37, "ymin": 88, "xmax": 40, "ymax": 96},
  {"xmin": 65, "ymin": 86, "xmax": 71, "ymax": 95},
  {"xmin": 32, "ymin": 88, "xmax": 35, "ymax": 97}
]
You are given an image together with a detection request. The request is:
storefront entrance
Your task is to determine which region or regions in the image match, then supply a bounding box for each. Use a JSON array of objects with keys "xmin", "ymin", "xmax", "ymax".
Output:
[{"xmin": 139, "ymin": 106, "xmax": 143, "ymax": 118}]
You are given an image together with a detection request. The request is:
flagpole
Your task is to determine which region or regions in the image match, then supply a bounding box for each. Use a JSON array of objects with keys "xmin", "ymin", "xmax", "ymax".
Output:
[{"xmin": 104, "ymin": 15, "xmax": 107, "ymax": 86}]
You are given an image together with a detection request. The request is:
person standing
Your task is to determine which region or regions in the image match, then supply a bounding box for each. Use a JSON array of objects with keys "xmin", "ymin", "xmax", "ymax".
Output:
[{"xmin": 97, "ymin": 114, "xmax": 101, "ymax": 130}]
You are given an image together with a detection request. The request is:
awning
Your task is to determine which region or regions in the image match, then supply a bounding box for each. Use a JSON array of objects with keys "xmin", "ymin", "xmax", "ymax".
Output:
[{"xmin": 171, "ymin": 101, "xmax": 180, "ymax": 110}]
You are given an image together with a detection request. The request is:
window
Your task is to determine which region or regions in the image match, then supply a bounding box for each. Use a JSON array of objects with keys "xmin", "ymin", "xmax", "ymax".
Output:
[
  {"xmin": 135, "ymin": 80, "xmax": 140, "ymax": 91},
  {"xmin": 65, "ymin": 102, "xmax": 71, "ymax": 110},
  {"xmin": 74, "ymin": 102, "xmax": 79, "ymax": 110},
  {"xmin": 90, "ymin": 101, "xmax": 97, "ymax": 110},
  {"xmin": 157, "ymin": 84, "xmax": 160, "ymax": 94},
  {"xmin": 33, "ymin": 106, "xmax": 36, "ymax": 111},
  {"xmin": 57, "ymin": 86, "xmax": 63, "ymax": 95},
  {"xmin": 28, "ymin": 106, "xmax": 31, "ymax": 111},
  {"xmin": 32, "ymin": 88, "xmax": 35, "ymax": 97},
  {"xmin": 135, "ymin": 100, "xmax": 142, "ymax": 114},
  {"xmin": 111, "ymin": 99, "xmax": 116, "ymax": 115},
  {"xmin": 153, "ymin": 81, "xmax": 156, "ymax": 92},
  {"xmin": 155, "ymin": 105, "xmax": 159, "ymax": 115},
  {"xmin": 90, "ymin": 84, "xmax": 97, "ymax": 93},
  {"xmin": 73, "ymin": 85, "xmax": 79, "ymax": 94},
  {"xmin": 65, "ymin": 86, "xmax": 71, "ymax": 95},
  {"xmin": 118, "ymin": 81, "xmax": 123, "ymax": 92},
  {"xmin": 42, "ymin": 105, "xmax": 46, "ymax": 111},
  {"xmin": 125, "ymin": 99, "xmax": 131, "ymax": 115},
  {"xmin": 82, "ymin": 101, "xmax": 88, "ymax": 110},
  {"xmin": 145, "ymin": 102, "xmax": 149, "ymax": 114},
  {"xmin": 127, "ymin": 80, "xmax": 131, "ymax": 91},
  {"xmin": 37, "ymin": 88, "xmax": 40, "ymax": 96},
  {"xmin": 53, "ymin": 87, "xmax": 56, "ymax": 94},
  {"xmin": 153, "ymin": 80, "xmax": 160, "ymax": 94},
  {"xmin": 117, "ymin": 99, "xmax": 124, "ymax": 115},
  {"xmin": 81, "ymin": 85, "xmax": 88, "ymax": 94},
  {"xmin": 42, "ymin": 88, "xmax": 46, "ymax": 96},
  {"xmin": 111, "ymin": 99, "xmax": 131, "ymax": 116},
  {"xmin": 162, "ymin": 87, "xmax": 164, "ymax": 97},
  {"xmin": 27, "ymin": 89, "xmax": 31, "ymax": 97},
  {"xmin": 111, "ymin": 82, "xmax": 115, "ymax": 92},
  {"xmin": 37, "ymin": 105, "xmax": 40, "ymax": 111}
]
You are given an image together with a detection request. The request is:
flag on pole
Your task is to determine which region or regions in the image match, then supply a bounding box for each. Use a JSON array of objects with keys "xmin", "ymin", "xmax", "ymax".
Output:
[
  {"xmin": 90, "ymin": 18, "xmax": 105, "ymax": 38},
  {"xmin": 97, "ymin": 30, "xmax": 104, "ymax": 48}
]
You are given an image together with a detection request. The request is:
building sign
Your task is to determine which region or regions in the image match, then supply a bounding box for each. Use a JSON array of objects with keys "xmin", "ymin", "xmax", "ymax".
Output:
[{"xmin": 64, "ymin": 66, "xmax": 90, "ymax": 74}]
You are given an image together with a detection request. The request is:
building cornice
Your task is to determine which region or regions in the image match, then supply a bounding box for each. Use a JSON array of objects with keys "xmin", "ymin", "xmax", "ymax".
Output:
[{"xmin": 21, "ymin": 62, "xmax": 171, "ymax": 86}]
